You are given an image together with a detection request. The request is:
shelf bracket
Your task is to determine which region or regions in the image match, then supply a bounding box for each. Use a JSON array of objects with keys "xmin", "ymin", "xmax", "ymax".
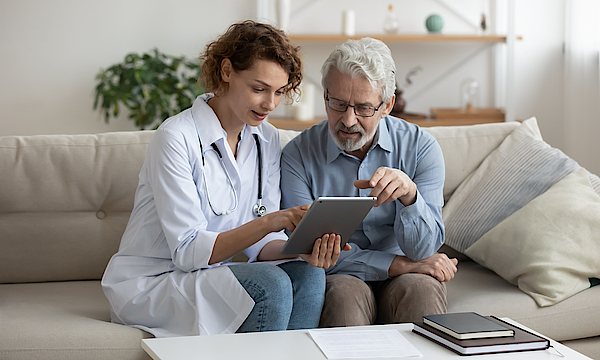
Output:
[
  {"xmin": 432, "ymin": 0, "xmax": 480, "ymax": 31},
  {"xmin": 406, "ymin": 44, "xmax": 492, "ymax": 103}
]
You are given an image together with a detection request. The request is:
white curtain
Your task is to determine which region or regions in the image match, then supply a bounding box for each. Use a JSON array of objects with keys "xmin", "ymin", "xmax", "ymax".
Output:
[{"xmin": 563, "ymin": 0, "xmax": 600, "ymax": 175}]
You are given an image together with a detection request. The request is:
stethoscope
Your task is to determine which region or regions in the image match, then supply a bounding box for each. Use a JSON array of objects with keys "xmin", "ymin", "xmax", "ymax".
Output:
[{"xmin": 199, "ymin": 134, "xmax": 266, "ymax": 217}]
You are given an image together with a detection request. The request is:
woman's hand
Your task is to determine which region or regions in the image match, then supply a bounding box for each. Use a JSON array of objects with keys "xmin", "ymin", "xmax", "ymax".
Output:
[
  {"xmin": 264, "ymin": 204, "xmax": 310, "ymax": 234},
  {"xmin": 299, "ymin": 234, "xmax": 351, "ymax": 269}
]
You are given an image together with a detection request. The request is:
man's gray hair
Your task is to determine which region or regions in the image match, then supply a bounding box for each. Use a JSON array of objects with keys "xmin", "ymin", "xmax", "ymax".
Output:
[{"xmin": 321, "ymin": 37, "xmax": 396, "ymax": 104}]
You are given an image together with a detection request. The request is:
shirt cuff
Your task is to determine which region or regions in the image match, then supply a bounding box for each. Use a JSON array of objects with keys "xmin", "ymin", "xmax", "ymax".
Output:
[
  {"xmin": 191, "ymin": 229, "xmax": 220, "ymax": 270},
  {"xmin": 398, "ymin": 188, "xmax": 427, "ymax": 216},
  {"xmin": 369, "ymin": 251, "xmax": 397, "ymax": 280}
]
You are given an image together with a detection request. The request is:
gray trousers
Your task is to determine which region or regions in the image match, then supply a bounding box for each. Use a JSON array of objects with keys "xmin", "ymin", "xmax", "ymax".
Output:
[{"xmin": 319, "ymin": 273, "xmax": 447, "ymax": 327}]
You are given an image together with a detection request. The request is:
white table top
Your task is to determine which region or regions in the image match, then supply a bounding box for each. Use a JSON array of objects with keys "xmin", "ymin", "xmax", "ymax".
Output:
[{"xmin": 142, "ymin": 318, "xmax": 591, "ymax": 360}]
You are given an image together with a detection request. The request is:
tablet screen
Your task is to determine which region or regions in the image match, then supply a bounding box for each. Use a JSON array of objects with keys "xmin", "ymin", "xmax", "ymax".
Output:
[{"xmin": 281, "ymin": 196, "xmax": 377, "ymax": 254}]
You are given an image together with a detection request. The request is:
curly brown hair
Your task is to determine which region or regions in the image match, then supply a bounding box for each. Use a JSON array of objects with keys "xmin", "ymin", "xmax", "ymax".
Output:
[{"xmin": 200, "ymin": 20, "xmax": 302, "ymax": 102}]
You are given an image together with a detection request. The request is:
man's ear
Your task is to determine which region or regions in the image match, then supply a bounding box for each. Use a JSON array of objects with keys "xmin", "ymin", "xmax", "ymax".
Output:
[
  {"xmin": 220, "ymin": 58, "xmax": 233, "ymax": 83},
  {"xmin": 381, "ymin": 94, "xmax": 396, "ymax": 118}
]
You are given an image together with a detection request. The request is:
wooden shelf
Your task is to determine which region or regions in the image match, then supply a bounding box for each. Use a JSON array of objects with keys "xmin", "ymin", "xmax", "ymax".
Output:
[
  {"xmin": 267, "ymin": 117, "xmax": 504, "ymax": 131},
  {"xmin": 288, "ymin": 34, "xmax": 521, "ymax": 43},
  {"xmin": 268, "ymin": 118, "xmax": 322, "ymax": 131}
]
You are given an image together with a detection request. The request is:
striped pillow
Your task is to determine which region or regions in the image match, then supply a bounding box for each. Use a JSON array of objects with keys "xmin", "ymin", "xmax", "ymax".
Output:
[{"xmin": 443, "ymin": 118, "xmax": 582, "ymax": 254}]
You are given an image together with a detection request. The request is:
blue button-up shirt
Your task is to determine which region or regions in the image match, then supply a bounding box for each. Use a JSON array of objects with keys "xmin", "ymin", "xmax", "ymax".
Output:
[{"xmin": 281, "ymin": 116, "xmax": 445, "ymax": 281}]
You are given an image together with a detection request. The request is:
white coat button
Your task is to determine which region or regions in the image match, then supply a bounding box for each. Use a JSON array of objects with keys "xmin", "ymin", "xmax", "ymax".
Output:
[{"xmin": 96, "ymin": 210, "xmax": 106, "ymax": 219}]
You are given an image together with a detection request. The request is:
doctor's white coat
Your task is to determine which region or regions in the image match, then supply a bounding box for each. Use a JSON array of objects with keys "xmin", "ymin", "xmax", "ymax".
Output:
[{"xmin": 101, "ymin": 94, "xmax": 286, "ymax": 337}]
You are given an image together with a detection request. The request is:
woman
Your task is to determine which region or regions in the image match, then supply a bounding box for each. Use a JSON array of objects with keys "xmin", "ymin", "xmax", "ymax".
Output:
[{"xmin": 101, "ymin": 21, "xmax": 343, "ymax": 337}]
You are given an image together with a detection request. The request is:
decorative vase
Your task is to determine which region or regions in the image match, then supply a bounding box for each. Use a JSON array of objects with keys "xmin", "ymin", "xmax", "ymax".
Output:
[
  {"xmin": 383, "ymin": 4, "xmax": 399, "ymax": 35},
  {"xmin": 425, "ymin": 14, "xmax": 444, "ymax": 33},
  {"xmin": 342, "ymin": 10, "xmax": 355, "ymax": 36},
  {"xmin": 277, "ymin": 0, "xmax": 291, "ymax": 32},
  {"xmin": 460, "ymin": 78, "xmax": 480, "ymax": 112}
]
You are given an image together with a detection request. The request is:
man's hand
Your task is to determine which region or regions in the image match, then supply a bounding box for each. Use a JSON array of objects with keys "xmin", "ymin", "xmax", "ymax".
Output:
[
  {"xmin": 388, "ymin": 253, "xmax": 458, "ymax": 282},
  {"xmin": 299, "ymin": 234, "xmax": 351, "ymax": 269},
  {"xmin": 354, "ymin": 166, "xmax": 417, "ymax": 207}
]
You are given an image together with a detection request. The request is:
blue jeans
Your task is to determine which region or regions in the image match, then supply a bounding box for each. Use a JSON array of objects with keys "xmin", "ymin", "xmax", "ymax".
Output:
[{"xmin": 228, "ymin": 261, "xmax": 325, "ymax": 332}]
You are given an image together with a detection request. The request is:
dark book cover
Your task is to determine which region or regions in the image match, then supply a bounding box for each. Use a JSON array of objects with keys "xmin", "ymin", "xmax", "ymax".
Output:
[
  {"xmin": 423, "ymin": 312, "xmax": 514, "ymax": 339},
  {"xmin": 413, "ymin": 316, "xmax": 550, "ymax": 356}
]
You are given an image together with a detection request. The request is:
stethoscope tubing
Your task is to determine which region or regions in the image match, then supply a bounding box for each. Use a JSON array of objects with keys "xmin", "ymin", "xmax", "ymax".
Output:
[{"xmin": 199, "ymin": 134, "xmax": 263, "ymax": 216}]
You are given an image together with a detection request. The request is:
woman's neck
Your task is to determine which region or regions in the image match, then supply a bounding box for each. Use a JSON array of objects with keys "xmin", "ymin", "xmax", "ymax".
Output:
[{"xmin": 207, "ymin": 95, "xmax": 244, "ymax": 158}]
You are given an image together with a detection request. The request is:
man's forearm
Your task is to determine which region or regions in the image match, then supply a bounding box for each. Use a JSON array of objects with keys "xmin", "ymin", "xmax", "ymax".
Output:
[
  {"xmin": 388, "ymin": 253, "xmax": 458, "ymax": 282},
  {"xmin": 388, "ymin": 255, "xmax": 417, "ymax": 277}
]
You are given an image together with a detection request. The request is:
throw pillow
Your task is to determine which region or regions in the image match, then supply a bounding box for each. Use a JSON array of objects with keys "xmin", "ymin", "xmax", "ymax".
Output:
[
  {"xmin": 442, "ymin": 118, "xmax": 582, "ymax": 253},
  {"xmin": 464, "ymin": 168, "xmax": 600, "ymax": 307}
]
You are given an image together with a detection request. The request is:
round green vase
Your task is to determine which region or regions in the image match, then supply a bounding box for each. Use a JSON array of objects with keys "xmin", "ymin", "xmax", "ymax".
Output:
[{"xmin": 425, "ymin": 14, "xmax": 444, "ymax": 33}]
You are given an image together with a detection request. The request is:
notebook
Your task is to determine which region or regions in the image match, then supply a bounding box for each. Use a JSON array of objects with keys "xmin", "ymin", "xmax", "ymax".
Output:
[
  {"xmin": 423, "ymin": 312, "xmax": 514, "ymax": 339},
  {"xmin": 413, "ymin": 316, "xmax": 550, "ymax": 356}
]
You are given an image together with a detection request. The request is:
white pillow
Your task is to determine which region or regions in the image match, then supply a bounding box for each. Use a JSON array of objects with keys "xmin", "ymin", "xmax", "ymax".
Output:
[
  {"xmin": 442, "ymin": 118, "xmax": 581, "ymax": 253},
  {"xmin": 465, "ymin": 168, "xmax": 600, "ymax": 307}
]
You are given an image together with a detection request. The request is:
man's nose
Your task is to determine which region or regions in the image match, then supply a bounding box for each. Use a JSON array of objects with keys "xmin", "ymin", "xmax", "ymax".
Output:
[{"xmin": 341, "ymin": 106, "xmax": 359, "ymax": 127}]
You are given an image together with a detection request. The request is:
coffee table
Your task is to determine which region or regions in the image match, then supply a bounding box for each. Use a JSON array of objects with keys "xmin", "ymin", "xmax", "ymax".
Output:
[{"xmin": 142, "ymin": 318, "xmax": 591, "ymax": 360}]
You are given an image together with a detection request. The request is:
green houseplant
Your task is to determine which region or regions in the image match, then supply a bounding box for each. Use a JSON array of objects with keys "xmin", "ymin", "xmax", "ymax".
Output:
[{"xmin": 94, "ymin": 48, "xmax": 204, "ymax": 129}]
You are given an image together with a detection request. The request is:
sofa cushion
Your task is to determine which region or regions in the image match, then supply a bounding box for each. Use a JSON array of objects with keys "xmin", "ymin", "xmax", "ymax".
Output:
[
  {"xmin": 0, "ymin": 131, "xmax": 154, "ymax": 283},
  {"xmin": 0, "ymin": 280, "xmax": 152, "ymax": 360},
  {"xmin": 422, "ymin": 121, "xmax": 521, "ymax": 202},
  {"xmin": 465, "ymin": 168, "xmax": 600, "ymax": 307},
  {"xmin": 442, "ymin": 118, "xmax": 584, "ymax": 254},
  {"xmin": 446, "ymin": 261, "xmax": 600, "ymax": 342}
]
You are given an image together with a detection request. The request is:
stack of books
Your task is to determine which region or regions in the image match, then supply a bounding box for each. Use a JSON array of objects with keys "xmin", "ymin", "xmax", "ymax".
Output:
[{"xmin": 412, "ymin": 312, "xmax": 550, "ymax": 356}]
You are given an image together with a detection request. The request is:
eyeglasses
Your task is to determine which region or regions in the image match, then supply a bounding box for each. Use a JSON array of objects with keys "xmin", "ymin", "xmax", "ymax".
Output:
[{"xmin": 326, "ymin": 90, "xmax": 384, "ymax": 117}]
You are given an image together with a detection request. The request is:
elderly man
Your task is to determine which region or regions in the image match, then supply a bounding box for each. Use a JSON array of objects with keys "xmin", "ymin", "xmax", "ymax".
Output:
[{"xmin": 280, "ymin": 37, "xmax": 458, "ymax": 327}]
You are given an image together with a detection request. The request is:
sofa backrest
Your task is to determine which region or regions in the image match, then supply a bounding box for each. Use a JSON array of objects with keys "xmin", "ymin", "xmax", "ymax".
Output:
[
  {"xmin": 0, "ymin": 131, "xmax": 154, "ymax": 283},
  {"xmin": 279, "ymin": 120, "xmax": 523, "ymax": 202},
  {"xmin": 0, "ymin": 120, "xmax": 525, "ymax": 284}
]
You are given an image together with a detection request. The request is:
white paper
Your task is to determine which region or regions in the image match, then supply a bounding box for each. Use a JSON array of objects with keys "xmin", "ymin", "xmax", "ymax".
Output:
[{"xmin": 308, "ymin": 329, "xmax": 422, "ymax": 359}]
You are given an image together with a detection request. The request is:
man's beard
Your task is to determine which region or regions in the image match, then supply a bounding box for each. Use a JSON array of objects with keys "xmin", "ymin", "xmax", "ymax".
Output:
[{"xmin": 330, "ymin": 121, "xmax": 376, "ymax": 152}]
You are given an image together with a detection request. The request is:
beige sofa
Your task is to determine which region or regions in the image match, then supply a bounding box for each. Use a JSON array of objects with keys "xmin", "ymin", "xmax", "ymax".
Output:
[{"xmin": 1, "ymin": 119, "xmax": 598, "ymax": 360}]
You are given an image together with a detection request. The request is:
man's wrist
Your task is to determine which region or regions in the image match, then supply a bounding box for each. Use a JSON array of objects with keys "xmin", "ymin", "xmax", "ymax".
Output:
[{"xmin": 388, "ymin": 255, "xmax": 415, "ymax": 277}]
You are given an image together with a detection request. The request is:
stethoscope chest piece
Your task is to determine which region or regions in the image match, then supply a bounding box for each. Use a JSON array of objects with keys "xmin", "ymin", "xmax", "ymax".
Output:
[{"xmin": 253, "ymin": 201, "xmax": 267, "ymax": 217}]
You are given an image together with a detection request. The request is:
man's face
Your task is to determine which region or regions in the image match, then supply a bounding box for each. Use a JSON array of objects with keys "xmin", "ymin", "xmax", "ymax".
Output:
[{"xmin": 325, "ymin": 68, "xmax": 393, "ymax": 156}]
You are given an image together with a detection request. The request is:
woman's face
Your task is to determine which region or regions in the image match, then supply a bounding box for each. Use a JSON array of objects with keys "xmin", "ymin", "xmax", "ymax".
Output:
[{"xmin": 221, "ymin": 59, "xmax": 289, "ymax": 127}]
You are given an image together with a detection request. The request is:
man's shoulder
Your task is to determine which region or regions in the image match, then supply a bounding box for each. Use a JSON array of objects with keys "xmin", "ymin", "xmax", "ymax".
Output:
[
  {"xmin": 384, "ymin": 116, "xmax": 438, "ymax": 145},
  {"xmin": 283, "ymin": 119, "xmax": 329, "ymax": 153}
]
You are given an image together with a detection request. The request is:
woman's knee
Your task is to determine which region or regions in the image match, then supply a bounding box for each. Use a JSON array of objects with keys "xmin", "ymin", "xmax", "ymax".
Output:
[
  {"xmin": 229, "ymin": 263, "xmax": 293, "ymax": 305},
  {"xmin": 278, "ymin": 261, "xmax": 325, "ymax": 294}
]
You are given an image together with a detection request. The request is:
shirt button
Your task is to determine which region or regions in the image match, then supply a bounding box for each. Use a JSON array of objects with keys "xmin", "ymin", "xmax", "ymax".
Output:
[{"xmin": 367, "ymin": 226, "xmax": 371, "ymax": 231}]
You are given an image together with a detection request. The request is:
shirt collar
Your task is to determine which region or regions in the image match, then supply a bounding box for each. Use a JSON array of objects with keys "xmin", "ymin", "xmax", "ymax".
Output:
[{"xmin": 326, "ymin": 117, "xmax": 391, "ymax": 163}]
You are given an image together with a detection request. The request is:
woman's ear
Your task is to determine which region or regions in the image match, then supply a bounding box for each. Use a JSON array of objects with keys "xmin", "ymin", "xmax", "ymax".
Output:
[{"xmin": 220, "ymin": 58, "xmax": 233, "ymax": 83}]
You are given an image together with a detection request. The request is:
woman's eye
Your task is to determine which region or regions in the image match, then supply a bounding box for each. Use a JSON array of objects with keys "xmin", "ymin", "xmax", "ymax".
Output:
[
  {"xmin": 275, "ymin": 90, "xmax": 284, "ymax": 96},
  {"xmin": 254, "ymin": 88, "xmax": 264, "ymax": 92}
]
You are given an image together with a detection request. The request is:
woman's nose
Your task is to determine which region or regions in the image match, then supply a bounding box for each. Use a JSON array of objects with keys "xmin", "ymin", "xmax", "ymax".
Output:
[{"xmin": 262, "ymin": 93, "xmax": 277, "ymax": 111}]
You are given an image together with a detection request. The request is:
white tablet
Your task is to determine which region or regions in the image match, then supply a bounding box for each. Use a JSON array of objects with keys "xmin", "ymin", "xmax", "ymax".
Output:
[{"xmin": 281, "ymin": 196, "xmax": 377, "ymax": 254}]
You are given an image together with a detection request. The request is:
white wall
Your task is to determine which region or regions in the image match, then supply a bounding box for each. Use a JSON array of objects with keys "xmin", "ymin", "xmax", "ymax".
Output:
[
  {"xmin": 1, "ymin": 0, "xmax": 596, "ymax": 173},
  {"xmin": 0, "ymin": 0, "xmax": 255, "ymax": 135}
]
